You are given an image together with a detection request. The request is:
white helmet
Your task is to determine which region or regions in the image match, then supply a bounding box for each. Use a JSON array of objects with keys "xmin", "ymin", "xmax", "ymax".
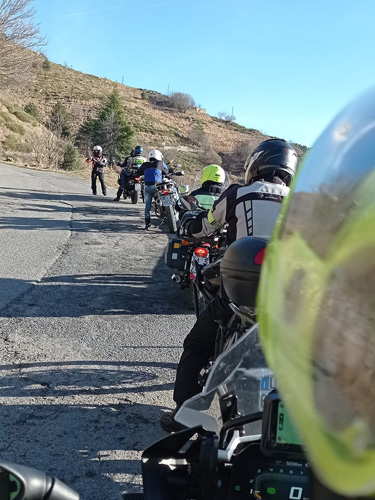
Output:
[
  {"xmin": 93, "ymin": 145, "xmax": 102, "ymax": 156},
  {"xmin": 149, "ymin": 149, "xmax": 163, "ymax": 161}
]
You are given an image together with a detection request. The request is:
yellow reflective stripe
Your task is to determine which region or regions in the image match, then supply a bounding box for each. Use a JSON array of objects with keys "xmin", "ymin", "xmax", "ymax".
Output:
[{"xmin": 207, "ymin": 209, "xmax": 222, "ymax": 229}]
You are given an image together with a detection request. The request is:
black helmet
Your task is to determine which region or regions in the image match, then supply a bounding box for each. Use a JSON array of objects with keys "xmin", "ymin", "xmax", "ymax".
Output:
[
  {"xmin": 134, "ymin": 145, "xmax": 143, "ymax": 156},
  {"xmin": 244, "ymin": 139, "xmax": 298, "ymax": 185}
]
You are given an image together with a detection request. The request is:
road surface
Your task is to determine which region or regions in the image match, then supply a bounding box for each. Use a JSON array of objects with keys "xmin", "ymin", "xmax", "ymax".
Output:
[{"xmin": 0, "ymin": 164, "xmax": 194, "ymax": 499}]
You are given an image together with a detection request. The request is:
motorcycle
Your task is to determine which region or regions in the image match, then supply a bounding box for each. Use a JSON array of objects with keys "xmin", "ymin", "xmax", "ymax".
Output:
[
  {"xmin": 195, "ymin": 235, "xmax": 267, "ymax": 387},
  {"xmin": 167, "ymin": 196, "xmax": 226, "ymax": 317},
  {"xmin": 1, "ymin": 336, "xmax": 339, "ymax": 500},
  {"xmin": 154, "ymin": 167, "xmax": 187, "ymax": 234},
  {"xmin": 124, "ymin": 164, "xmax": 143, "ymax": 204},
  {"xmin": 122, "ymin": 324, "xmax": 322, "ymax": 500}
]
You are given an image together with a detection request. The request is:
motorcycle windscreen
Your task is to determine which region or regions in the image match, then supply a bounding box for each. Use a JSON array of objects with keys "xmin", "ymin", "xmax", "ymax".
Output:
[
  {"xmin": 175, "ymin": 324, "xmax": 273, "ymax": 436},
  {"xmin": 257, "ymin": 85, "xmax": 375, "ymax": 496}
]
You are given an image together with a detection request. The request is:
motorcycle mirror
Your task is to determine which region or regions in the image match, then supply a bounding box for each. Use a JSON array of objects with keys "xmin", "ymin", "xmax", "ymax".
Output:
[
  {"xmin": 0, "ymin": 461, "xmax": 79, "ymax": 500},
  {"xmin": 175, "ymin": 170, "xmax": 184, "ymax": 176}
]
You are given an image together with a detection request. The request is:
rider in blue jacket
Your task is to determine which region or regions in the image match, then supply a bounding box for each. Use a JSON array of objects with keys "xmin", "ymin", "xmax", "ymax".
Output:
[{"xmin": 137, "ymin": 149, "xmax": 168, "ymax": 229}]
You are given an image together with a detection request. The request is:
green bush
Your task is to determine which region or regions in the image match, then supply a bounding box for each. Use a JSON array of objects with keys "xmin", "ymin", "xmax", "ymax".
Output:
[
  {"xmin": 1, "ymin": 136, "xmax": 31, "ymax": 152},
  {"xmin": 6, "ymin": 121, "xmax": 25, "ymax": 135},
  {"xmin": 24, "ymin": 102, "xmax": 41, "ymax": 122},
  {"xmin": 0, "ymin": 111, "xmax": 12, "ymax": 124},
  {"xmin": 43, "ymin": 58, "xmax": 51, "ymax": 70},
  {"xmin": 61, "ymin": 143, "xmax": 80, "ymax": 171},
  {"xmin": 2, "ymin": 136, "xmax": 18, "ymax": 151},
  {"xmin": 17, "ymin": 142, "xmax": 33, "ymax": 153},
  {"xmin": 11, "ymin": 107, "xmax": 36, "ymax": 124}
]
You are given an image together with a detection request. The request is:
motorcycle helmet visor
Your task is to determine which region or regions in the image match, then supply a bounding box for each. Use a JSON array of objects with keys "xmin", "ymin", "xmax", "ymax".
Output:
[{"xmin": 258, "ymin": 85, "xmax": 375, "ymax": 497}]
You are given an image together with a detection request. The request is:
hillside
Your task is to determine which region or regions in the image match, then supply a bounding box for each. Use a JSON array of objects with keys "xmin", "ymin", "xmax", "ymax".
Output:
[{"xmin": 0, "ymin": 58, "xmax": 307, "ymax": 184}]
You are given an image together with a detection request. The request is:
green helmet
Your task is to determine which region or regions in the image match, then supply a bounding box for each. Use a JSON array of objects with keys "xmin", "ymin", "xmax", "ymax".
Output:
[
  {"xmin": 258, "ymin": 86, "xmax": 375, "ymax": 497},
  {"xmin": 201, "ymin": 164, "xmax": 225, "ymax": 185}
]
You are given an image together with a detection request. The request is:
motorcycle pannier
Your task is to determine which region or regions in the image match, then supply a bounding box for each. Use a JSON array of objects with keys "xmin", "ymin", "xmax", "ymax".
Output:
[
  {"xmin": 165, "ymin": 238, "xmax": 188, "ymax": 270},
  {"xmin": 220, "ymin": 236, "xmax": 267, "ymax": 307}
]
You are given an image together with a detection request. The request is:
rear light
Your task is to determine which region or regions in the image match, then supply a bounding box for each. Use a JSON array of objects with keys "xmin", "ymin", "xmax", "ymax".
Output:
[
  {"xmin": 162, "ymin": 189, "xmax": 170, "ymax": 195},
  {"xmin": 194, "ymin": 247, "xmax": 209, "ymax": 258},
  {"xmin": 254, "ymin": 247, "xmax": 266, "ymax": 265},
  {"xmin": 134, "ymin": 177, "xmax": 140, "ymax": 181}
]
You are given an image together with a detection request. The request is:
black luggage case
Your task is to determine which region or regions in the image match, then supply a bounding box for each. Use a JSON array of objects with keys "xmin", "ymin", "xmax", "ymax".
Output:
[{"xmin": 165, "ymin": 238, "xmax": 188, "ymax": 270}]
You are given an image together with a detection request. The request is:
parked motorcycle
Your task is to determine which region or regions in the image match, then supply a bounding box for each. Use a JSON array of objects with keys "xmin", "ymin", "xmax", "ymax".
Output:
[{"xmin": 154, "ymin": 167, "xmax": 187, "ymax": 233}]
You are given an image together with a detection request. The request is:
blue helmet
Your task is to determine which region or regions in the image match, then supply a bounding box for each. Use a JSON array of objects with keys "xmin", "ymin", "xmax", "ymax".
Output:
[{"xmin": 134, "ymin": 145, "xmax": 143, "ymax": 156}]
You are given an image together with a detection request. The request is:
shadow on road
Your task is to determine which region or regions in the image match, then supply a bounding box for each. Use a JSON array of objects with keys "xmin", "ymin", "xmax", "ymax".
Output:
[
  {"xmin": 0, "ymin": 255, "xmax": 194, "ymax": 318},
  {"xmin": 0, "ymin": 187, "xmax": 106, "ymax": 204},
  {"xmin": 0, "ymin": 360, "xmax": 174, "ymax": 498}
]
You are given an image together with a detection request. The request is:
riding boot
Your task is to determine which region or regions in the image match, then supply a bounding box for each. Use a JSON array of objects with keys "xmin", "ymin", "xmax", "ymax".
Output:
[
  {"xmin": 145, "ymin": 217, "xmax": 151, "ymax": 229},
  {"xmin": 113, "ymin": 188, "xmax": 121, "ymax": 201}
]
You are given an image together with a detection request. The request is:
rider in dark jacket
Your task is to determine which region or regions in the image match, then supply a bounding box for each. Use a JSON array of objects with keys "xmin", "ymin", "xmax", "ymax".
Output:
[
  {"xmin": 86, "ymin": 145, "xmax": 107, "ymax": 196},
  {"xmin": 137, "ymin": 149, "xmax": 168, "ymax": 229},
  {"xmin": 114, "ymin": 146, "xmax": 146, "ymax": 201},
  {"xmin": 160, "ymin": 139, "xmax": 298, "ymax": 432}
]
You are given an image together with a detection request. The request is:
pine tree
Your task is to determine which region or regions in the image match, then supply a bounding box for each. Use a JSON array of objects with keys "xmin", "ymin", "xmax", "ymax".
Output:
[
  {"xmin": 76, "ymin": 117, "xmax": 96, "ymax": 156},
  {"xmin": 49, "ymin": 101, "xmax": 72, "ymax": 139},
  {"xmin": 94, "ymin": 89, "xmax": 134, "ymax": 164}
]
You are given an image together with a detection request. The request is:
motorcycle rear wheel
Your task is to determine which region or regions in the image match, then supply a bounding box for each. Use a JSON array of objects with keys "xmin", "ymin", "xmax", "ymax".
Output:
[
  {"xmin": 131, "ymin": 191, "xmax": 138, "ymax": 204},
  {"xmin": 165, "ymin": 205, "xmax": 177, "ymax": 234},
  {"xmin": 191, "ymin": 282, "xmax": 206, "ymax": 319}
]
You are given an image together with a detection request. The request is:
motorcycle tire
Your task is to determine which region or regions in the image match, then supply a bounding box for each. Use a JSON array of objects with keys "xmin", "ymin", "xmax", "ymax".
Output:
[
  {"xmin": 165, "ymin": 205, "xmax": 177, "ymax": 234},
  {"xmin": 131, "ymin": 191, "xmax": 138, "ymax": 204},
  {"xmin": 191, "ymin": 282, "xmax": 206, "ymax": 319}
]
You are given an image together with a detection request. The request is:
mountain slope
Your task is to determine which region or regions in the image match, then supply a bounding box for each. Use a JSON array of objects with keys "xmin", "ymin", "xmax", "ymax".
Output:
[{"xmin": 0, "ymin": 59, "xmax": 307, "ymax": 179}]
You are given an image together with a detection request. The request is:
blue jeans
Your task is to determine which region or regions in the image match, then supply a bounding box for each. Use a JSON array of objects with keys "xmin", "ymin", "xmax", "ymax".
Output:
[{"xmin": 144, "ymin": 184, "xmax": 157, "ymax": 219}]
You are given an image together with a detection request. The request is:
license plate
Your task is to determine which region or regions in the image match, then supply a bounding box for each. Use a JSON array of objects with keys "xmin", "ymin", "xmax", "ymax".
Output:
[
  {"xmin": 135, "ymin": 184, "xmax": 141, "ymax": 191},
  {"xmin": 162, "ymin": 194, "xmax": 173, "ymax": 206}
]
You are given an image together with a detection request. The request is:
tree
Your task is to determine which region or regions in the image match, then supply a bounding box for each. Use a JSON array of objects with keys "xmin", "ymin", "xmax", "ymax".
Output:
[
  {"xmin": 61, "ymin": 143, "xmax": 80, "ymax": 171},
  {"xmin": 48, "ymin": 101, "xmax": 71, "ymax": 138},
  {"xmin": 217, "ymin": 111, "xmax": 236, "ymax": 122},
  {"xmin": 75, "ymin": 117, "xmax": 96, "ymax": 156},
  {"xmin": 0, "ymin": 0, "xmax": 46, "ymax": 89},
  {"xmin": 168, "ymin": 92, "xmax": 196, "ymax": 112},
  {"xmin": 94, "ymin": 89, "xmax": 134, "ymax": 164}
]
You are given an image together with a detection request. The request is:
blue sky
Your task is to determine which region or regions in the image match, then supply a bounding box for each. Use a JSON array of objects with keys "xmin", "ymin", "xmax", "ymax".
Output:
[{"xmin": 33, "ymin": 0, "xmax": 375, "ymax": 147}]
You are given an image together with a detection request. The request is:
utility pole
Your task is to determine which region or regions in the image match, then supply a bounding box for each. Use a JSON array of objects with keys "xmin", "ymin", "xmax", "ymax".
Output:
[
  {"xmin": 167, "ymin": 84, "xmax": 170, "ymax": 96},
  {"xmin": 122, "ymin": 76, "xmax": 124, "ymax": 84}
]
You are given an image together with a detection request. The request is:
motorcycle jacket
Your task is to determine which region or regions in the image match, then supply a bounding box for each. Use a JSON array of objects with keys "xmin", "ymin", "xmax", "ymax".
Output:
[
  {"xmin": 137, "ymin": 158, "xmax": 168, "ymax": 185},
  {"xmin": 86, "ymin": 155, "xmax": 107, "ymax": 173},
  {"xmin": 190, "ymin": 181, "xmax": 225, "ymax": 210},
  {"xmin": 188, "ymin": 176, "xmax": 290, "ymax": 245},
  {"xmin": 130, "ymin": 154, "xmax": 147, "ymax": 169}
]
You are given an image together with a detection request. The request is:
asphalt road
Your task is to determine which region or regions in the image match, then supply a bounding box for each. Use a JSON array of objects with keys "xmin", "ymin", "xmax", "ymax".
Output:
[{"xmin": 0, "ymin": 164, "xmax": 195, "ymax": 499}]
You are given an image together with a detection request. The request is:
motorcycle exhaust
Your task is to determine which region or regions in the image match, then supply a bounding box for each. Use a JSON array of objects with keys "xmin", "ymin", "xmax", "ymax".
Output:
[{"xmin": 171, "ymin": 274, "xmax": 181, "ymax": 283}]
